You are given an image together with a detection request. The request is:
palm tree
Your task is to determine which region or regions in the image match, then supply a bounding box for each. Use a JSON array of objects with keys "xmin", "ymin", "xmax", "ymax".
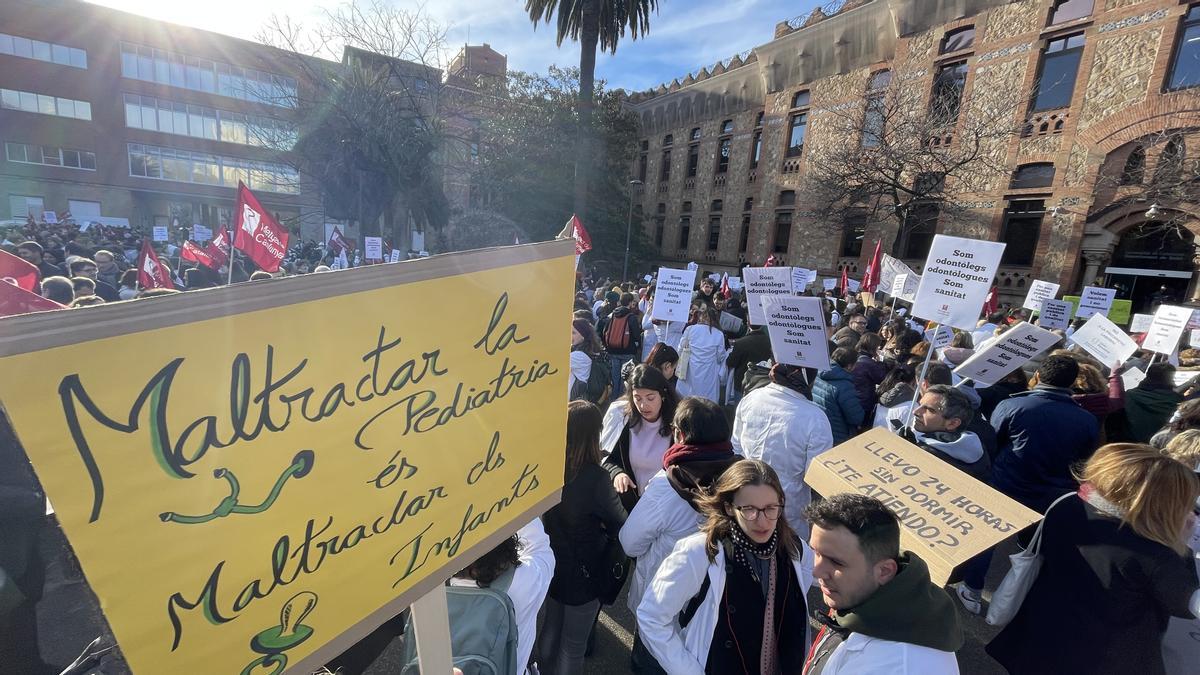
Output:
[{"xmin": 525, "ymin": 0, "xmax": 658, "ymax": 229}]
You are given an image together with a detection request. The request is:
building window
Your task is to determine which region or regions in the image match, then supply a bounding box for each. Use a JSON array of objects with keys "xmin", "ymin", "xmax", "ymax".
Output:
[
  {"xmin": 999, "ymin": 199, "xmax": 1044, "ymax": 266},
  {"xmin": 711, "ymin": 199, "xmax": 723, "ymax": 212},
  {"xmin": 663, "ymin": 134, "xmax": 673, "ymax": 146},
  {"xmin": 720, "ymin": 119, "xmax": 734, "ymax": 134},
  {"xmin": 743, "ymin": 197, "xmax": 754, "ymax": 211},
  {"xmin": 750, "ymin": 131, "xmax": 762, "ymax": 169},
  {"xmin": 1154, "ymin": 136, "xmax": 1186, "ymax": 184},
  {"xmin": 1010, "ymin": 163, "xmax": 1056, "ymax": 189},
  {"xmin": 863, "ymin": 70, "xmax": 891, "ymax": 148},
  {"xmin": 940, "ymin": 26, "xmax": 975, "ymax": 54},
  {"xmin": 120, "ymin": 42, "xmax": 296, "ymax": 108},
  {"xmin": 778, "ymin": 190, "xmax": 796, "ymax": 207},
  {"xmin": 1169, "ymin": 7, "xmax": 1200, "ymax": 91},
  {"xmin": 773, "ymin": 212, "xmax": 792, "ymax": 253},
  {"xmin": 900, "ymin": 202, "xmax": 939, "ymax": 259},
  {"xmin": 686, "ymin": 143, "xmax": 700, "ymax": 177},
  {"xmin": 0, "ymin": 33, "xmax": 86, "ymax": 68},
  {"xmin": 679, "ymin": 216, "xmax": 691, "ymax": 249},
  {"xmin": 755, "ymin": 111, "xmax": 764, "ymax": 128},
  {"xmin": 641, "ymin": 140, "xmax": 649, "ymax": 151},
  {"xmin": 690, "ymin": 127, "xmax": 701, "ymax": 141},
  {"xmin": 8, "ymin": 195, "xmax": 44, "ymax": 220},
  {"xmin": 5, "ymin": 142, "xmax": 96, "ymax": 170},
  {"xmin": 932, "ymin": 61, "xmax": 968, "ymax": 124},
  {"xmin": 682, "ymin": 201, "xmax": 692, "ymax": 213},
  {"xmin": 123, "ymin": 94, "xmax": 296, "ymax": 149},
  {"xmin": 791, "ymin": 91, "xmax": 811, "ymax": 108},
  {"xmin": 739, "ymin": 214, "xmax": 751, "ymax": 253},
  {"xmin": 1120, "ymin": 146, "xmax": 1145, "ymax": 185},
  {"xmin": 1, "ymin": 88, "xmax": 91, "ymax": 120},
  {"xmin": 841, "ymin": 214, "xmax": 866, "ymax": 257},
  {"xmin": 654, "ymin": 203, "xmax": 666, "ymax": 248},
  {"xmin": 1033, "ymin": 33, "xmax": 1085, "ymax": 111},
  {"xmin": 660, "ymin": 149, "xmax": 671, "ymax": 181},
  {"xmin": 786, "ymin": 113, "xmax": 808, "ymax": 157},
  {"xmin": 716, "ymin": 137, "xmax": 731, "ymax": 173},
  {"xmin": 637, "ymin": 151, "xmax": 648, "ymax": 182},
  {"xmin": 127, "ymin": 143, "xmax": 299, "ymax": 193},
  {"xmin": 707, "ymin": 216, "xmax": 721, "ymax": 251},
  {"xmin": 1049, "ymin": 0, "xmax": 1093, "ymax": 26}
]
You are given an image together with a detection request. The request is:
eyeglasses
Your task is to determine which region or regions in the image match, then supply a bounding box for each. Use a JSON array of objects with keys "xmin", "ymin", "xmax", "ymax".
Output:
[{"xmin": 733, "ymin": 504, "xmax": 782, "ymax": 521}]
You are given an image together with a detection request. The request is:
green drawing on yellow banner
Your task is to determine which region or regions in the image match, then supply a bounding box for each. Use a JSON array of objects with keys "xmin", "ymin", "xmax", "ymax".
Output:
[
  {"xmin": 159, "ymin": 450, "xmax": 314, "ymax": 525},
  {"xmin": 241, "ymin": 591, "xmax": 319, "ymax": 675}
]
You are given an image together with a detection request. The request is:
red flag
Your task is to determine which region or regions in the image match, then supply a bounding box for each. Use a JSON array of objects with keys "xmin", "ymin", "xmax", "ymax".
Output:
[
  {"xmin": 328, "ymin": 226, "xmax": 351, "ymax": 255},
  {"xmin": 763, "ymin": 254, "xmax": 778, "ymax": 268},
  {"xmin": 983, "ymin": 285, "xmax": 999, "ymax": 316},
  {"xmin": 137, "ymin": 240, "xmax": 175, "ymax": 290},
  {"xmin": 720, "ymin": 273, "xmax": 731, "ymax": 299},
  {"xmin": 0, "ymin": 249, "xmax": 41, "ymax": 291},
  {"xmin": 233, "ymin": 182, "xmax": 289, "ymax": 272},
  {"xmin": 181, "ymin": 241, "xmax": 219, "ymax": 270},
  {"xmin": 556, "ymin": 214, "xmax": 592, "ymax": 255},
  {"xmin": 205, "ymin": 226, "xmax": 231, "ymax": 267},
  {"xmin": 839, "ymin": 267, "xmax": 849, "ymax": 295},
  {"xmin": 0, "ymin": 281, "xmax": 64, "ymax": 318},
  {"xmin": 861, "ymin": 240, "xmax": 883, "ymax": 292}
]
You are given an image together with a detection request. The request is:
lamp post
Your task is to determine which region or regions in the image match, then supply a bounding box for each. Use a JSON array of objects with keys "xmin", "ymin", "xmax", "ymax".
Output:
[{"xmin": 623, "ymin": 179, "xmax": 643, "ymax": 281}]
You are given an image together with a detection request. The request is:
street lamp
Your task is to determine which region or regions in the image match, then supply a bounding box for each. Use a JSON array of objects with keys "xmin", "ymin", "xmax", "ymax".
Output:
[{"xmin": 624, "ymin": 179, "xmax": 643, "ymax": 281}]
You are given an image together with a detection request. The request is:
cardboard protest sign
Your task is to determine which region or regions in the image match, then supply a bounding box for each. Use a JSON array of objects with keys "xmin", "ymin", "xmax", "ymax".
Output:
[
  {"xmin": 152, "ymin": 225, "xmax": 169, "ymax": 242},
  {"xmin": 911, "ymin": 235, "xmax": 1006, "ymax": 329},
  {"xmin": 1037, "ymin": 299, "xmax": 1072, "ymax": 330},
  {"xmin": 925, "ymin": 325, "xmax": 954, "ymax": 349},
  {"xmin": 0, "ymin": 241, "xmax": 575, "ymax": 674},
  {"xmin": 1076, "ymin": 286, "xmax": 1117, "ymax": 319},
  {"xmin": 651, "ymin": 267, "xmax": 697, "ymax": 322},
  {"xmin": 804, "ymin": 427, "xmax": 1040, "ymax": 585},
  {"xmin": 1130, "ymin": 313, "xmax": 1154, "ymax": 334},
  {"xmin": 364, "ymin": 236, "xmax": 383, "ymax": 261},
  {"xmin": 1071, "ymin": 313, "xmax": 1139, "ymax": 366},
  {"xmin": 744, "ymin": 267, "xmax": 794, "ymax": 326},
  {"xmin": 1022, "ymin": 280, "xmax": 1060, "ymax": 313},
  {"xmin": 1143, "ymin": 305, "xmax": 1193, "ymax": 355},
  {"xmin": 760, "ymin": 295, "xmax": 830, "ymax": 369},
  {"xmin": 953, "ymin": 322, "xmax": 1060, "ymax": 386}
]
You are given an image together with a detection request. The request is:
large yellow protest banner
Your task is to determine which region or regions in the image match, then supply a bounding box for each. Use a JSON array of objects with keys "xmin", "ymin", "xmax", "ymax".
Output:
[{"xmin": 0, "ymin": 241, "xmax": 574, "ymax": 673}]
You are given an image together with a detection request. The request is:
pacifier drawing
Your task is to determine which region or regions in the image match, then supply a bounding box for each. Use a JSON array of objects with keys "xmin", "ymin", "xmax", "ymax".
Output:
[{"xmin": 240, "ymin": 591, "xmax": 319, "ymax": 675}]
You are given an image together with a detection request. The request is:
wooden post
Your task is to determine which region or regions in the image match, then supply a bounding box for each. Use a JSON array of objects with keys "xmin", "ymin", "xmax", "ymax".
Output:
[{"xmin": 410, "ymin": 585, "xmax": 454, "ymax": 674}]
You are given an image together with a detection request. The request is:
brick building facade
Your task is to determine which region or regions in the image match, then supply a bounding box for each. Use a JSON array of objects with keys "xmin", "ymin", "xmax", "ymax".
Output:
[{"xmin": 626, "ymin": 0, "xmax": 1200, "ymax": 313}]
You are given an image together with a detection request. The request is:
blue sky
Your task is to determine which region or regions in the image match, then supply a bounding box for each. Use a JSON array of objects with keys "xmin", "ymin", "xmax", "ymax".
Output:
[{"xmin": 88, "ymin": 0, "xmax": 824, "ymax": 91}]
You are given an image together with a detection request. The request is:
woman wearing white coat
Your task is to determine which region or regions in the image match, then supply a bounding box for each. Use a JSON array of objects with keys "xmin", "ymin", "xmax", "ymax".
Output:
[
  {"xmin": 677, "ymin": 306, "xmax": 727, "ymax": 403},
  {"xmin": 637, "ymin": 460, "xmax": 814, "ymax": 674}
]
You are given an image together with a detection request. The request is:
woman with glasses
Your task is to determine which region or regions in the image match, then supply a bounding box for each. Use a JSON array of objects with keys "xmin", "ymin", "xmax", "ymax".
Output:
[{"xmin": 636, "ymin": 459, "xmax": 813, "ymax": 674}]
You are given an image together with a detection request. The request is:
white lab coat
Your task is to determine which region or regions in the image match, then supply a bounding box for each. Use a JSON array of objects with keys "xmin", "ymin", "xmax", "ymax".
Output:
[
  {"xmin": 618, "ymin": 470, "xmax": 706, "ymax": 614},
  {"xmin": 448, "ymin": 519, "xmax": 554, "ymax": 673},
  {"xmin": 637, "ymin": 531, "xmax": 814, "ymax": 675},
  {"xmin": 731, "ymin": 383, "xmax": 834, "ymax": 537},
  {"xmin": 811, "ymin": 631, "xmax": 960, "ymax": 675},
  {"xmin": 600, "ymin": 400, "xmax": 631, "ymax": 455},
  {"xmin": 641, "ymin": 312, "xmax": 659, "ymax": 361},
  {"xmin": 677, "ymin": 324, "xmax": 726, "ymax": 402},
  {"xmin": 568, "ymin": 351, "xmax": 591, "ymax": 396},
  {"xmin": 653, "ymin": 319, "xmax": 685, "ymax": 351}
]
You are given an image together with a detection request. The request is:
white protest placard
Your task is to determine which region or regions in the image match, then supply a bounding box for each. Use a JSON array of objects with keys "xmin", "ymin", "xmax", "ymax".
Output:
[
  {"xmin": 879, "ymin": 254, "xmax": 918, "ymax": 301},
  {"xmin": 43, "ymin": 210, "xmax": 58, "ymax": 224},
  {"xmin": 686, "ymin": 261, "xmax": 698, "ymax": 272},
  {"xmin": 911, "ymin": 235, "xmax": 1006, "ymax": 330},
  {"xmin": 822, "ymin": 278, "xmax": 838, "ymax": 291},
  {"xmin": 1122, "ymin": 367, "xmax": 1146, "ymax": 391},
  {"xmin": 191, "ymin": 224, "xmax": 212, "ymax": 242},
  {"xmin": 389, "ymin": 249, "xmax": 402, "ymax": 263},
  {"xmin": 364, "ymin": 236, "xmax": 383, "ymax": 260},
  {"xmin": 152, "ymin": 226, "xmax": 169, "ymax": 242},
  {"xmin": 650, "ymin": 267, "xmax": 697, "ymax": 322},
  {"xmin": 1142, "ymin": 304, "xmax": 1193, "ymax": 354},
  {"xmin": 643, "ymin": 274, "xmax": 653, "ymax": 283},
  {"xmin": 708, "ymin": 273, "xmax": 721, "ymax": 283},
  {"xmin": 78, "ymin": 221, "xmax": 92, "ymax": 232},
  {"xmin": 1076, "ymin": 286, "xmax": 1117, "ymax": 319},
  {"xmin": 744, "ymin": 267, "xmax": 795, "ymax": 326},
  {"xmin": 847, "ymin": 279, "xmax": 862, "ymax": 293},
  {"xmin": 1191, "ymin": 329, "xmax": 1200, "ymax": 348},
  {"xmin": 1129, "ymin": 313, "xmax": 1155, "ymax": 334},
  {"xmin": 1071, "ymin": 313, "xmax": 1139, "ymax": 366},
  {"xmin": 760, "ymin": 295, "xmax": 830, "ymax": 369},
  {"xmin": 1174, "ymin": 370, "xmax": 1200, "ymax": 388},
  {"xmin": 953, "ymin": 322, "xmax": 1061, "ymax": 386},
  {"xmin": 1037, "ymin": 299, "xmax": 1073, "ymax": 330},
  {"xmin": 792, "ymin": 268, "xmax": 816, "ymax": 293},
  {"xmin": 728, "ymin": 276, "xmax": 743, "ymax": 291},
  {"xmin": 925, "ymin": 325, "xmax": 954, "ymax": 349},
  {"xmin": 1022, "ymin": 280, "xmax": 1060, "ymax": 313}
]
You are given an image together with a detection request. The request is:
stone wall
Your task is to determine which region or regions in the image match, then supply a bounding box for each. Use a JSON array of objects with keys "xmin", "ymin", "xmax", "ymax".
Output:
[
  {"xmin": 1077, "ymin": 28, "xmax": 1163, "ymax": 130},
  {"xmin": 983, "ymin": 0, "xmax": 1041, "ymax": 43}
]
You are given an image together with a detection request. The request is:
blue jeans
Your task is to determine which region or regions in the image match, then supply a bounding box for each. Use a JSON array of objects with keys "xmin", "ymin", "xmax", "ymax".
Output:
[{"xmin": 610, "ymin": 354, "xmax": 635, "ymax": 399}]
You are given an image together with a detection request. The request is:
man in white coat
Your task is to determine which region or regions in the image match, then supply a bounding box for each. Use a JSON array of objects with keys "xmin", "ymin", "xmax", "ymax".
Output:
[{"xmin": 731, "ymin": 363, "xmax": 833, "ymax": 537}]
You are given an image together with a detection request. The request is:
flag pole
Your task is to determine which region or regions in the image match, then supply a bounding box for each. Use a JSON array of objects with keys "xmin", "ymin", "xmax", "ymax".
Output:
[
  {"xmin": 227, "ymin": 246, "xmax": 237, "ymax": 286},
  {"xmin": 907, "ymin": 320, "xmax": 938, "ymax": 431}
]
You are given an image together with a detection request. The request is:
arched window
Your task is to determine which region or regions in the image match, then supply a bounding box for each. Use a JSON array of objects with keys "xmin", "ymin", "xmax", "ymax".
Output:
[
  {"xmin": 1154, "ymin": 136, "xmax": 1185, "ymax": 184},
  {"xmin": 720, "ymin": 119, "xmax": 733, "ymax": 134},
  {"xmin": 662, "ymin": 134, "xmax": 673, "ymax": 146},
  {"xmin": 940, "ymin": 26, "xmax": 975, "ymax": 54},
  {"xmin": 1119, "ymin": 146, "xmax": 1145, "ymax": 186},
  {"xmin": 690, "ymin": 127, "xmax": 701, "ymax": 141},
  {"xmin": 791, "ymin": 91, "xmax": 811, "ymax": 109},
  {"xmin": 1010, "ymin": 163, "xmax": 1056, "ymax": 189}
]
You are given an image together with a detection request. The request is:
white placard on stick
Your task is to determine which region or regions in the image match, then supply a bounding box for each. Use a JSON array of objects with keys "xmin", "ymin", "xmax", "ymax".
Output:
[
  {"xmin": 744, "ymin": 267, "xmax": 795, "ymax": 326},
  {"xmin": 650, "ymin": 267, "xmax": 697, "ymax": 322},
  {"xmin": 1076, "ymin": 286, "xmax": 1117, "ymax": 319},
  {"xmin": 792, "ymin": 268, "xmax": 816, "ymax": 293},
  {"xmin": 1143, "ymin": 304, "xmax": 1193, "ymax": 354},
  {"xmin": 1037, "ymin": 299, "xmax": 1073, "ymax": 330},
  {"xmin": 389, "ymin": 249, "xmax": 402, "ymax": 263},
  {"xmin": 364, "ymin": 236, "xmax": 383, "ymax": 260},
  {"xmin": 152, "ymin": 226, "xmax": 169, "ymax": 242},
  {"xmin": 760, "ymin": 295, "xmax": 830, "ymax": 369},
  {"xmin": 891, "ymin": 273, "xmax": 919, "ymax": 301},
  {"xmin": 1129, "ymin": 313, "xmax": 1154, "ymax": 334},
  {"xmin": 686, "ymin": 261, "xmax": 698, "ymax": 272},
  {"xmin": 1191, "ymin": 329, "xmax": 1200, "ymax": 348},
  {"xmin": 822, "ymin": 278, "xmax": 837, "ymax": 291},
  {"xmin": 728, "ymin": 276, "xmax": 743, "ymax": 291},
  {"xmin": 925, "ymin": 325, "xmax": 954, "ymax": 349},
  {"xmin": 1071, "ymin": 313, "xmax": 1139, "ymax": 367},
  {"xmin": 1121, "ymin": 367, "xmax": 1147, "ymax": 391},
  {"xmin": 42, "ymin": 210, "xmax": 58, "ymax": 224},
  {"xmin": 911, "ymin": 235, "xmax": 1006, "ymax": 330},
  {"xmin": 954, "ymin": 322, "xmax": 1061, "ymax": 386},
  {"xmin": 1022, "ymin": 280, "xmax": 1060, "ymax": 313},
  {"xmin": 847, "ymin": 279, "xmax": 862, "ymax": 293}
]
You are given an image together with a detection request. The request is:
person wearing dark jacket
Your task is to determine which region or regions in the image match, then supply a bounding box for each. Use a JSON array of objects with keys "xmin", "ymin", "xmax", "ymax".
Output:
[
  {"xmin": 597, "ymin": 293, "xmax": 644, "ymax": 399},
  {"xmin": 977, "ymin": 369, "xmax": 1027, "ymax": 421},
  {"xmin": 894, "ymin": 385, "xmax": 990, "ymax": 481},
  {"xmin": 539, "ymin": 401, "xmax": 628, "ymax": 675},
  {"xmin": 851, "ymin": 334, "xmax": 888, "ymax": 415},
  {"xmin": 813, "ymin": 348, "xmax": 866, "ymax": 444},
  {"xmin": 0, "ymin": 415, "xmax": 49, "ymax": 674},
  {"xmin": 1119, "ymin": 363, "xmax": 1184, "ymax": 443},
  {"xmin": 725, "ymin": 326, "xmax": 772, "ymax": 403},
  {"xmin": 987, "ymin": 443, "xmax": 1199, "ymax": 675},
  {"xmin": 803, "ymin": 494, "xmax": 963, "ymax": 674}
]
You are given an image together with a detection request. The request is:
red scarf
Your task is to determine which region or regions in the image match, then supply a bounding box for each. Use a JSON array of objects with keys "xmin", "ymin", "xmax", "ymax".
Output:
[{"xmin": 662, "ymin": 440, "xmax": 735, "ymax": 470}]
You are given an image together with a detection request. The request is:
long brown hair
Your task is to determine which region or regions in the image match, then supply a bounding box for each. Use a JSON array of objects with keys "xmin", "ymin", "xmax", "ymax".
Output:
[
  {"xmin": 697, "ymin": 459, "xmax": 802, "ymax": 562},
  {"xmin": 1076, "ymin": 443, "xmax": 1199, "ymax": 554},
  {"xmin": 565, "ymin": 400, "xmax": 603, "ymax": 481}
]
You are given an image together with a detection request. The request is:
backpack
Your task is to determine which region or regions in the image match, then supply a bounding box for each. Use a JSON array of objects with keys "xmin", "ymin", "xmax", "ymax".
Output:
[
  {"xmin": 587, "ymin": 351, "xmax": 612, "ymax": 404},
  {"xmin": 400, "ymin": 568, "xmax": 518, "ymax": 675},
  {"xmin": 603, "ymin": 313, "xmax": 633, "ymax": 350}
]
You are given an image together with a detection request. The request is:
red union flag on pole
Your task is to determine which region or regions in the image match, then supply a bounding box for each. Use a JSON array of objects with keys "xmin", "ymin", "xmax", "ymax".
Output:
[
  {"xmin": 0, "ymin": 249, "xmax": 40, "ymax": 292},
  {"xmin": 983, "ymin": 285, "xmax": 999, "ymax": 317},
  {"xmin": 328, "ymin": 226, "xmax": 352, "ymax": 255},
  {"xmin": 839, "ymin": 267, "xmax": 849, "ymax": 296},
  {"xmin": 0, "ymin": 281, "xmax": 64, "ymax": 318},
  {"xmin": 137, "ymin": 240, "xmax": 174, "ymax": 290},
  {"xmin": 205, "ymin": 226, "xmax": 231, "ymax": 267},
  {"xmin": 233, "ymin": 182, "xmax": 288, "ymax": 272},
  {"xmin": 861, "ymin": 240, "xmax": 883, "ymax": 293},
  {"xmin": 556, "ymin": 214, "xmax": 592, "ymax": 255},
  {"xmin": 181, "ymin": 240, "xmax": 219, "ymax": 270}
]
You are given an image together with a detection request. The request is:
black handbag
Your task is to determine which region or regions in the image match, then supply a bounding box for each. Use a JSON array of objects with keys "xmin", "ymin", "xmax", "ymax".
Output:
[{"xmin": 587, "ymin": 536, "xmax": 630, "ymax": 606}]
